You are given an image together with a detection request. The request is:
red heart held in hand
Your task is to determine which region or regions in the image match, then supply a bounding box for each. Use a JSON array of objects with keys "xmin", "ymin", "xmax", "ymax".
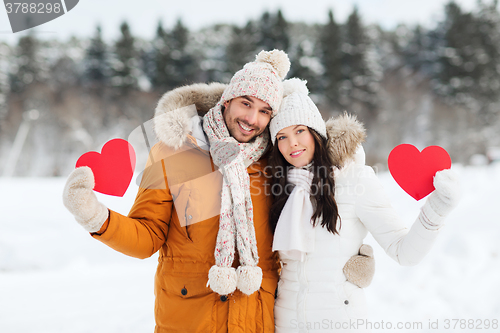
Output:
[
  {"xmin": 388, "ymin": 144, "xmax": 451, "ymax": 201},
  {"xmin": 76, "ymin": 139, "xmax": 136, "ymax": 197}
]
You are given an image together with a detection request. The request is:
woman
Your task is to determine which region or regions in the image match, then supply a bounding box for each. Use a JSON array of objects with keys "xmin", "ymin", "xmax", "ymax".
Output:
[{"xmin": 268, "ymin": 79, "xmax": 461, "ymax": 332}]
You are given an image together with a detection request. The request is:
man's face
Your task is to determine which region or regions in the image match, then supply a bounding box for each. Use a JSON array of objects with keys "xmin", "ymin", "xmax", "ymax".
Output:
[{"xmin": 223, "ymin": 96, "xmax": 272, "ymax": 143}]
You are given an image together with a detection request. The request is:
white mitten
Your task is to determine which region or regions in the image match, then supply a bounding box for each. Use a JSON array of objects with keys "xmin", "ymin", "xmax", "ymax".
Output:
[
  {"xmin": 343, "ymin": 244, "xmax": 375, "ymax": 288},
  {"xmin": 420, "ymin": 169, "xmax": 461, "ymax": 229},
  {"xmin": 62, "ymin": 166, "xmax": 109, "ymax": 232}
]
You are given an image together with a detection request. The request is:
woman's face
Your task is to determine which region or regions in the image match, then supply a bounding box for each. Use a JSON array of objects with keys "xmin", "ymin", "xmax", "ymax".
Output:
[{"xmin": 276, "ymin": 125, "xmax": 315, "ymax": 168}]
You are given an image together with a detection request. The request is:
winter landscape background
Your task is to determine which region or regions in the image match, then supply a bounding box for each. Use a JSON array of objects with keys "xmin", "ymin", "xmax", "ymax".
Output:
[
  {"xmin": 1, "ymin": 0, "xmax": 500, "ymax": 332},
  {"xmin": 1, "ymin": 0, "xmax": 500, "ymax": 176},
  {"xmin": 1, "ymin": 165, "xmax": 499, "ymax": 332}
]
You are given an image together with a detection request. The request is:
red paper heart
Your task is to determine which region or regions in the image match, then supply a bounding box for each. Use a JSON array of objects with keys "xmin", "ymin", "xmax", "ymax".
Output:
[
  {"xmin": 388, "ymin": 144, "xmax": 451, "ymax": 201},
  {"xmin": 76, "ymin": 139, "xmax": 136, "ymax": 197}
]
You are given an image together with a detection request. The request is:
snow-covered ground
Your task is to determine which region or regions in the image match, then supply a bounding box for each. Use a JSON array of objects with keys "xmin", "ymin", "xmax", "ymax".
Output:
[{"xmin": 1, "ymin": 164, "xmax": 499, "ymax": 332}]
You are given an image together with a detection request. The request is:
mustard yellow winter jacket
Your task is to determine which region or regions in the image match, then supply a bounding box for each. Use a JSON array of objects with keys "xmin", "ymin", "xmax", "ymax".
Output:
[{"xmin": 92, "ymin": 83, "xmax": 279, "ymax": 332}]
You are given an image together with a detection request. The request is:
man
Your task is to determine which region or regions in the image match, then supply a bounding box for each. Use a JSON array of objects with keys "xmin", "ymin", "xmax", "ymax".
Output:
[{"xmin": 63, "ymin": 50, "xmax": 373, "ymax": 332}]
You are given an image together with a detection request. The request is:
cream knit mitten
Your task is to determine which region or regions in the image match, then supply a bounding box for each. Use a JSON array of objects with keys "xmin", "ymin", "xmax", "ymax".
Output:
[
  {"xmin": 343, "ymin": 244, "xmax": 375, "ymax": 288},
  {"xmin": 62, "ymin": 166, "xmax": 109, "ymax": 232}
]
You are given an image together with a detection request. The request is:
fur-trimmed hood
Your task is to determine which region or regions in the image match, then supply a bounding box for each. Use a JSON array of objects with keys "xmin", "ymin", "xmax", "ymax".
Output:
[
  {"xmin": 153, "ymin": 83, "xmax": 366, "ymax": 167},
  {"xmin": 154, "ymin": 82, "xmax": 227, "ymax": 150},
  {"xmin": 326, "ymin": 113, "xmax": 367, "ymax": 168}
]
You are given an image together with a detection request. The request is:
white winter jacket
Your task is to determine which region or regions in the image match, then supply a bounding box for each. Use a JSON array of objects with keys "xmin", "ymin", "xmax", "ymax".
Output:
[{"xmin": 274, "ymin": 116, "xmax": 445, "ymax": 333}]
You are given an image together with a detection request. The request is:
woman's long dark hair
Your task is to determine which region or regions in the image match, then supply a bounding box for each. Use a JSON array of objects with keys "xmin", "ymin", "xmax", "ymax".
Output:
[{"xmin": 268, "ymin": 127, "xmax": 340, "ymax": 234}]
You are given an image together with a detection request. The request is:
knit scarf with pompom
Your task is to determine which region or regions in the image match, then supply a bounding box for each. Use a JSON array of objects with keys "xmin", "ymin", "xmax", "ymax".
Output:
[{"xmin": 203, "ymin": 101, "xmax": 269, "ymax": 296}]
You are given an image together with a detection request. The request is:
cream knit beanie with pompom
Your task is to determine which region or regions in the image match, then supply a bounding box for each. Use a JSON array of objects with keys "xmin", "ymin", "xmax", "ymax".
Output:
[
  {"xmin": 221, "ymin": 49, "xmax": 290, "ymax": 115},
  {"xmin": 270, "ymin": 78, "xmax": 327, "ymax": 144}
]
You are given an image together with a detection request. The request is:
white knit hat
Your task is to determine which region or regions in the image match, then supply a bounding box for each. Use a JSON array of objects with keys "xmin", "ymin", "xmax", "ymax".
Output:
[
  {"xmin": 221, "ymin": 49, "xmax": 290, "ymax": 115},
  {"xmin": 270, "ymin": 78, "xmax": 327, "ymax": 144}
]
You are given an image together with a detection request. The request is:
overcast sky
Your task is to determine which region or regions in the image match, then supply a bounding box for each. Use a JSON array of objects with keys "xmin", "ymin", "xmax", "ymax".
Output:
[{"xmin": 0, "ymin": 0, "xmax": 481, "ymax": 43}]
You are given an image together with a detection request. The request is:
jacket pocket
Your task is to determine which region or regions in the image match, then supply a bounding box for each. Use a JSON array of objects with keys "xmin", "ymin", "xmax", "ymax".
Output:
[
  {"xmin": 258, "ymin": 277, "xmax": 279, "ymax": 332},
  {"xmin": 155, "ymin": 271, "xmax": 215, "ymax": 332},
  {"xmin": 162, "ymin": 271, "xmax": 212, "ymax": 298}
]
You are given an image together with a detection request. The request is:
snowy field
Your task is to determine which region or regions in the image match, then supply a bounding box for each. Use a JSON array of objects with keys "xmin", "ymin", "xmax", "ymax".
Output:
[{"xmin": 1, "ymin": 164, "xmax": 499, "ymax": 332}]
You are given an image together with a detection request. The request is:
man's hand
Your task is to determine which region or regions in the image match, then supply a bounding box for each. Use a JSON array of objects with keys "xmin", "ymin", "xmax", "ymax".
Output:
[
  {"xmin": 343, "ymin": 244, "xmax": 375, "ymax": 288},
  {"xmin": 63, "ymin": 166, "xmax": 109, "ymax": 232}
]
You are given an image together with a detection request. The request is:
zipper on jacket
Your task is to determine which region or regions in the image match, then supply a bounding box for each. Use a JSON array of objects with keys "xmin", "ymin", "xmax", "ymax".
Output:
[
  {"xmin": 297, "ymin": 253, "xmax": 309, "ymax": 332},
  {"xmin": 184, "ymin": 212, "xmax": 193, "ymax": 242}
]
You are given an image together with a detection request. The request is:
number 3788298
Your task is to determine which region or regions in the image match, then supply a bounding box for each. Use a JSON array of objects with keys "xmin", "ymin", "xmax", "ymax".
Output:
[
  {"xmin": 5, "ymin": 2, "xmax": 62, "ymax": 14},
  {"xmin": 443, "ymin": 319, "xmax": 498, "ymax": 330}
]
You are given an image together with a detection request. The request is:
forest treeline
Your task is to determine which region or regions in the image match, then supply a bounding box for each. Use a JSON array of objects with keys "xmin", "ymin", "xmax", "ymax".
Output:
[{"xmin": 1, "ymin": 1, "xmax": 499, "ymax": 176}]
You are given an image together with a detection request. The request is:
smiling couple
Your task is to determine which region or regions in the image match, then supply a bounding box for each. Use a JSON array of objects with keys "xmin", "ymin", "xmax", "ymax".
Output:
[{"xmin": 63, "ymin": 49, "xmax": 460, "ymax": 332}]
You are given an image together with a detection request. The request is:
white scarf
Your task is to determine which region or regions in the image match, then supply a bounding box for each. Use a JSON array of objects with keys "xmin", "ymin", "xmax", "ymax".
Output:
[
  {"xmin": 272, "ymin": 167, "xmax": 316, "ymax": 261},
  {"xmin": 203, "ymin": 101, "xmax": 269, "ymax": 296}
]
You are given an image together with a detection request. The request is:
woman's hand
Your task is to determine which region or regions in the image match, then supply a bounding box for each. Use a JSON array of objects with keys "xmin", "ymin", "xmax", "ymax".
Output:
[{"xmin": 420, "ymin": 169, "xmax": 461, "ymax": 228}]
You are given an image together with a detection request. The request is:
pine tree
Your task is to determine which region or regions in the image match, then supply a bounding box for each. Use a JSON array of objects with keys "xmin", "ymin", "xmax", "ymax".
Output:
[
  {"xmin": 339, "ymin": 7, "xmax": 380, "ymax": 120},
  {"xmin": 192, "ymin": 24, "xmax": 234, "ymax": 83},
  {"xmin": 225, "ymin": 21, "xmax": 259, "ymax": 76},
  {"xmin": 0, "ymin": 42, "xmax": 10, "ymax": 120},
  {"xmin": 320, "ymin": 9, "xmax": 342, "ymax": 108},
  {"xmin": 273, "ymin": 10, "xmax": 290, "ymax": 51},
  {"xmin": 436, "ymin": 1, "xmax": 474, "ymax": 98},
  {"xmin": 257, "ymin": 10, "xmax": 290, "ymax": 52},
  {"xmin": 436, "ymin": 0, "xmax": 500, "ymax": 121},
  {"xmin": 288, "ymin": 39, "xmax": 322, "ymax": 94},
  {"xmin": 9, "ymin": 33, "xmax": 41, "ymax": 93},
  {"xmin": 146, "ymin": 20, "xmax": 173, "ymax": 90},
  {"xmin": 112, "ymin": 21, "xmax": 139, "ymax": 92},
  {"xmin": 259, "ymin": 11, "xmax": 274, "ymax": 51},
  {"xmin": 166, "ymin": 19, "xmax": 199, "ymax": 88},
  {"xmin": 84, "ymin": 25, "xmax": 110, "ymax": 87},
  {"xmin": 399, "ymin": 25, "xmax": 435, "ymax": 74},
  {"xmin": 475, "ymin": 0, "xmax": 500, "ymax": 120}
]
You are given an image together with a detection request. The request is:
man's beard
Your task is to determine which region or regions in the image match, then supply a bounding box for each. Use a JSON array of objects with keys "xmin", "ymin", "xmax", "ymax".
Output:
[
  {"xmin": 225, "ymin": 116, "xmax": 263, "ymax": 143},
  {"xmin": 222, "ymin": 103, "xmax": 269, "ymax": 143}
]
